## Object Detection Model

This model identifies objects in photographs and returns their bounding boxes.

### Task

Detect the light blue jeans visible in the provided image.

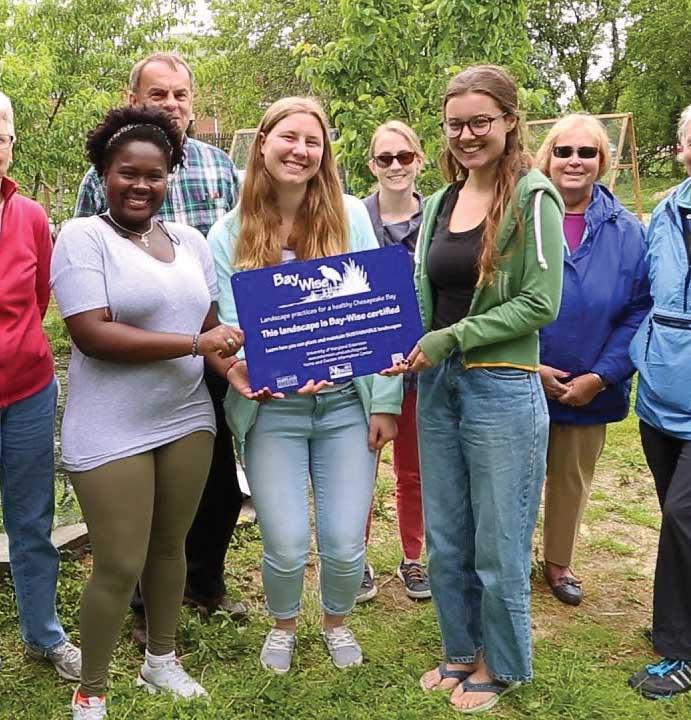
[417,354,548,682]
[0,378,66,650]
[245,384,377,619]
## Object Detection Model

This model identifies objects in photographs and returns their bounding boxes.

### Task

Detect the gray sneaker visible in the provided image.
[355,563,378,603]
[321,625,363,669]
[260,629,297,674]
[26,640,81,681]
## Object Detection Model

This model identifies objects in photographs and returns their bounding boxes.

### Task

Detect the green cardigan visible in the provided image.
[416,169,565,371]
[207,195,403,455]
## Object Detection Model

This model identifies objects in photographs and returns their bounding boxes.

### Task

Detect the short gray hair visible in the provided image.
[128,52,194,95]
[678,105,691,144]
[0,91,15,135]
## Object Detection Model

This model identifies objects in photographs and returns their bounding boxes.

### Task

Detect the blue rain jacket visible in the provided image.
[541,183,651,425]
[630,178,691,439]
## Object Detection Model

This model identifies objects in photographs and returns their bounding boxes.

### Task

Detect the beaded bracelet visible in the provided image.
[191,333,200,357]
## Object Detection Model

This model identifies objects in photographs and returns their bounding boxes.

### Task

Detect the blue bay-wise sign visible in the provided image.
[231,245,423,392]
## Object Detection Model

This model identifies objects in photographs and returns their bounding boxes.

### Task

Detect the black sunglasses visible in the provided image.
[552,145,599,159]
[372,151,417,168]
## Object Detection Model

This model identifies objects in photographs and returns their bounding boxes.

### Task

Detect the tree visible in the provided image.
[527,0,630,114]
[298,0,538,195]
[0,0,190,216]
[620,0,691,175]
[191,0,341,133]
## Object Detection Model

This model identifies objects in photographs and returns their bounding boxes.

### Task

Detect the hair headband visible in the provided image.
[105,123,173,152]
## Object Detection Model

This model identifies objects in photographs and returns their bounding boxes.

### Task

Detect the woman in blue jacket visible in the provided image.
[628,105,691,700]
[535,114,651,606]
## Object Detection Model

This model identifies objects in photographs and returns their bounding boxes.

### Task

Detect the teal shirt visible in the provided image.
[208,194,403,452]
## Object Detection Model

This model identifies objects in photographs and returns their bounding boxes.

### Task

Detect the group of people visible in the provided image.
[1,50,690,719]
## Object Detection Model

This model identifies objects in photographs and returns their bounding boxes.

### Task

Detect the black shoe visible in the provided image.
[355,564,378,603]
[629,658,691,699]
[183,587,249,622]
[544,569,583,606]
[130,612,147,651]
[397,561,432,600]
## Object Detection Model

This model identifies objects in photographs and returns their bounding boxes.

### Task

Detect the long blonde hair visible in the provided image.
[368,120,426,164]
[234,97,348,269]
[440,65,532,285]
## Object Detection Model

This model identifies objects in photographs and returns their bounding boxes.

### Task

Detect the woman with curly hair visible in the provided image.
[51,106,243,719]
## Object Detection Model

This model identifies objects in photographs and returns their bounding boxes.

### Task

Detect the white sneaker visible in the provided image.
[27,640,82,681]
[136,653,208,699]
[321,625,363,669]
[71,689,107,719]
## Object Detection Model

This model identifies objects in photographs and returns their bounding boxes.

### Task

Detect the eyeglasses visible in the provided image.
[440,113,507,139]
[552,145,599,159]
[0,134,14,149]
[372,151,417,168]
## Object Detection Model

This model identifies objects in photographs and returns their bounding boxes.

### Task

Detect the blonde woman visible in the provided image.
[208,97,402,674]
[534,114,650,606]
[358,121,430,602]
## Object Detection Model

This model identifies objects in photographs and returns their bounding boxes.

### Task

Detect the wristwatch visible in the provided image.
[590,372,608,392]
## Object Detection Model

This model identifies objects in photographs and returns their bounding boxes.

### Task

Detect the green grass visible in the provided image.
[2,322,689,718]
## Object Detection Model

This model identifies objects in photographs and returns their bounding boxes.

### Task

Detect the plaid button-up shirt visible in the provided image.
[74,137,240,237]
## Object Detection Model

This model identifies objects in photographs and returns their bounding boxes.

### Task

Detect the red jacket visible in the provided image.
[0,176,54,407]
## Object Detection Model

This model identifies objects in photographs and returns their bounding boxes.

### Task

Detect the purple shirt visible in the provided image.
[564,212,586,253]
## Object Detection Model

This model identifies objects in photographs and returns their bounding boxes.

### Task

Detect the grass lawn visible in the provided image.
[1,311,690,718]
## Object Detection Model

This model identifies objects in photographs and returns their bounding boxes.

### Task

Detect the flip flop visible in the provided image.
[419,662,473,692]
[451,678,522,713]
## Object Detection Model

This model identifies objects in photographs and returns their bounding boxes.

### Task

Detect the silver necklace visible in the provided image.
[104,209,155,248]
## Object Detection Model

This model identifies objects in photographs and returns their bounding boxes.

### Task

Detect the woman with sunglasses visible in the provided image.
[534,114,650,607]
[208,97,401,675]
[385,65,563,713]
[357,121,431,603]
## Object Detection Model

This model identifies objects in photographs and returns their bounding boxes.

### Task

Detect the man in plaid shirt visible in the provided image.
[74,51,247,645]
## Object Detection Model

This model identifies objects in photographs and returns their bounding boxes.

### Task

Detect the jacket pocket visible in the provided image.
[633,309,691,414]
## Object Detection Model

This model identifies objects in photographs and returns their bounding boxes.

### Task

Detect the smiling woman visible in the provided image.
[207,96,402,676]
[50,106,245,719]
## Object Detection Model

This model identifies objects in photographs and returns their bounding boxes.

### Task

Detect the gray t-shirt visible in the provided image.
[51,215,218,472]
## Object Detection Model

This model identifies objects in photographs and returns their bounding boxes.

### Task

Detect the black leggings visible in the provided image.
[640,421,691,659]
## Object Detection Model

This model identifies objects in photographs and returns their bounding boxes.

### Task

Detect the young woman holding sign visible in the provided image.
[208,97,402,674]
[385,65,564,713]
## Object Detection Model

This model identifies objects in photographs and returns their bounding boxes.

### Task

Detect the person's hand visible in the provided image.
[198,325,244,359]
[296,379,334,395]
[368,413,398,450]
[226,360,284,401]
[558,373,604,407]
[538,364,570,399]
[381,343,433,376]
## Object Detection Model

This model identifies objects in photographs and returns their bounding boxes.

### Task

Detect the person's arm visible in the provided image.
[33,207,53,320]
[73,168,105,218]
[64,307,242,363]
[418,191,565,365]
[590,236,652,385]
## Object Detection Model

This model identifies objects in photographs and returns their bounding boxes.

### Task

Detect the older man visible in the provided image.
[74,52,246,645]
[0,91,81,678]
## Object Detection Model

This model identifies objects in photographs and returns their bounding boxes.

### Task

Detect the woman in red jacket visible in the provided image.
[0,91,81,679]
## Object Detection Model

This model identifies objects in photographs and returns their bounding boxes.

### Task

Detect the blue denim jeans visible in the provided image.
[245,384,377,618]
[0,378,66,650]
[417,355,548,682]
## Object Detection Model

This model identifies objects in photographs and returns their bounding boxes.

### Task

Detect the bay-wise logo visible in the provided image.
[277,259,371,308]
